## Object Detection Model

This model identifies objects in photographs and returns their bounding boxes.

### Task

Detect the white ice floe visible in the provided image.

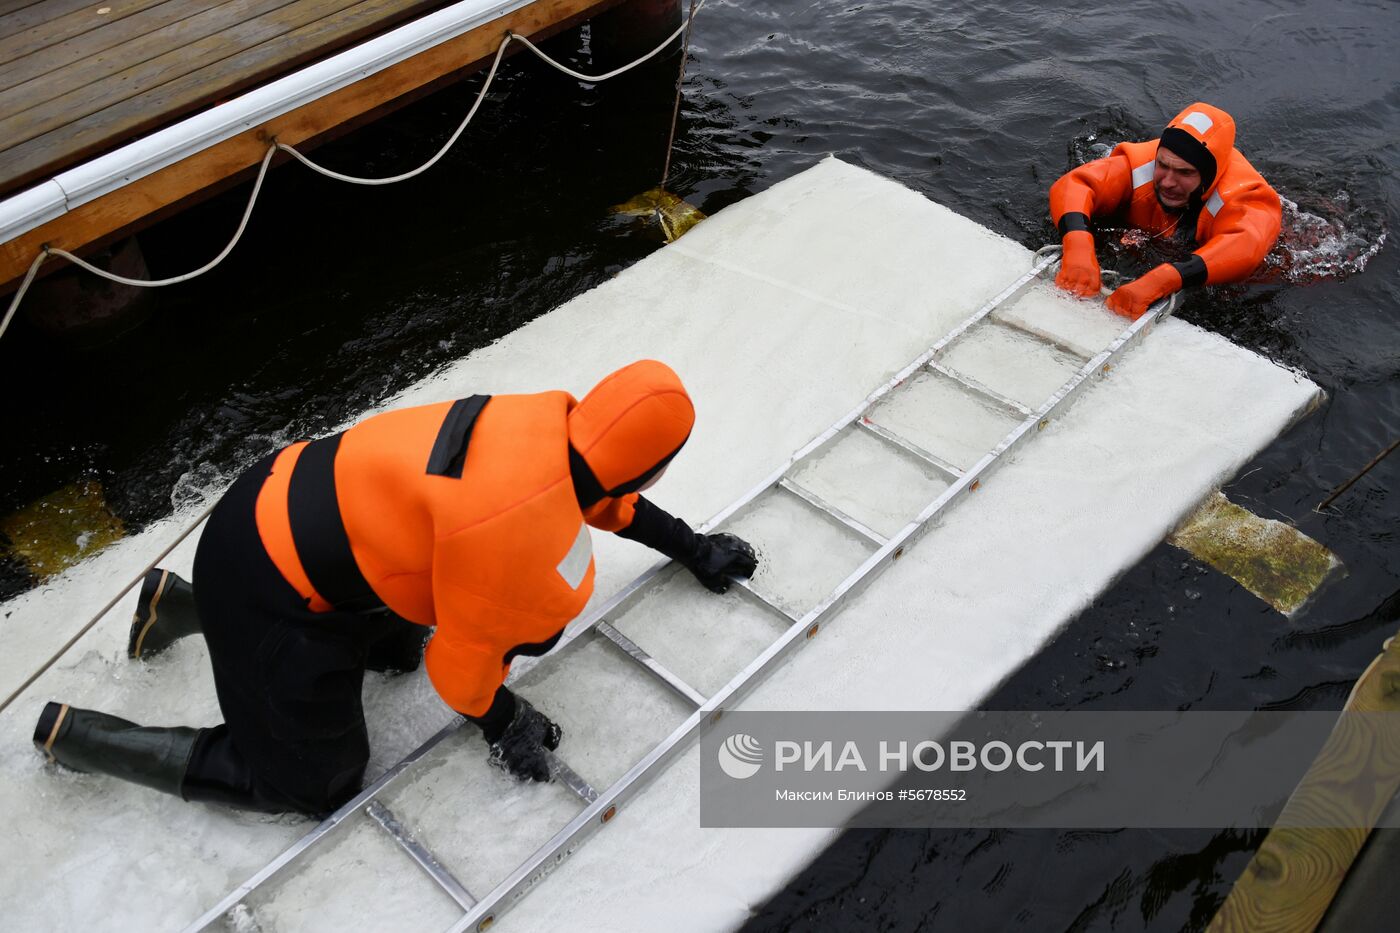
[0,158,1320,932]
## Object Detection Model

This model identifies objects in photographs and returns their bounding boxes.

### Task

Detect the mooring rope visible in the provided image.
[0,4,708,714]
[0,0,706,329]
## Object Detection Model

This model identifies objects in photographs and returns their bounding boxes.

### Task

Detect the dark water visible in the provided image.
[1,0,1398,928]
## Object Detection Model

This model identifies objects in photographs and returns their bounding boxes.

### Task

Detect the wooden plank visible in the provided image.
[0,1,56,27]
[1207,631,1400,933]
[0,0,447,189]
[0,0,175,52]
[0,0,369,147]
[0,0,304,100]
[0,0,618,290]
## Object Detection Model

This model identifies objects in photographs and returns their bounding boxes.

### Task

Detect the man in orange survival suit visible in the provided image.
[32,360,757,815]
[1049,102,1282,319]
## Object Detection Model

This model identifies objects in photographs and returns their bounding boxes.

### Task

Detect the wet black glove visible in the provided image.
[684,533,758,594]
[618,497,759,594]
[486,697,562,783]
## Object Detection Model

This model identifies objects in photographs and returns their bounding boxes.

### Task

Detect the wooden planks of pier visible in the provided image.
[0,0,625,291]
[1207,631,1400,933]
[0,0,456,196]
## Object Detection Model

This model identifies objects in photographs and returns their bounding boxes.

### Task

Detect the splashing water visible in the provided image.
[1265,193,1387,284]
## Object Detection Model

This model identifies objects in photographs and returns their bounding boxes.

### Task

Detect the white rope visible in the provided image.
[277,35,512,185]
[45,145,277,288]
[0,7,710,709]
[510,0,704,83]
[285,0,705,183]
[1,2,706,310]
[0,249,46,341]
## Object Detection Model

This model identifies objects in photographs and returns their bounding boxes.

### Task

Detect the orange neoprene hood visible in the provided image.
[567,359,695,507]
[1158,102,1236,200]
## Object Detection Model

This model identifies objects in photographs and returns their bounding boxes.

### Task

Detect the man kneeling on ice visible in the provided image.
[34,360,757,816]
[1049,102,1282,318]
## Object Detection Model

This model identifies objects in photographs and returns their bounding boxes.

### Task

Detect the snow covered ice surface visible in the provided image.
[0,157,1322,932]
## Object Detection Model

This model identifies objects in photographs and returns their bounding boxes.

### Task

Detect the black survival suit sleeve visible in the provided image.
[463,684,518,744]
[615,496,701,563]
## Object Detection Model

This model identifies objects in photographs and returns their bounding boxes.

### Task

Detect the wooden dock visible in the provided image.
[0,0,642,293]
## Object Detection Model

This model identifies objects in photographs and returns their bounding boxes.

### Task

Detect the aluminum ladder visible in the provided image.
[186,248,1176,932]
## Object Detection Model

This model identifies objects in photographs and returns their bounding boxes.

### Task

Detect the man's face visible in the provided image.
[1153,146,1201,211]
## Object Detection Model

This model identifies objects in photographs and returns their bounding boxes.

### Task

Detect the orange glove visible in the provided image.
[1055,230,1101,297]
[1105,263,1183,320]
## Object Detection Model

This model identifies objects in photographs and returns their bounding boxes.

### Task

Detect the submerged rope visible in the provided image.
[0,0,707,318]
[660,0,700,190]
[0,4,709,711]
[0,501,217,716]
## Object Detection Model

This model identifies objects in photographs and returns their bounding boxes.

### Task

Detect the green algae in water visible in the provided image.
[0,481,125,580]
[1168,492,1343,617]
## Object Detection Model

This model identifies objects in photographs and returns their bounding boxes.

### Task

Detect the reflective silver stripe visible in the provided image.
[1205,191,1225,216]
[1131,161,1154,188]
[556,523,592,589]
[1180,111,1214,135]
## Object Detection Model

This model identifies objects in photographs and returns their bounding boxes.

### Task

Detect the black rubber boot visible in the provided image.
[127,568,201,660]
[33,701,198,797]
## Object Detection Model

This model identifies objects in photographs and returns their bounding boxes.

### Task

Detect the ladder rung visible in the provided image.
[365,800,478,911]
[992,313,1093,360]
[728,577,799,624]
[546,752,600,804]
[595,620,708,708]
[777,477,887,545]
[929,361,1034,417]
[855,419,963,480]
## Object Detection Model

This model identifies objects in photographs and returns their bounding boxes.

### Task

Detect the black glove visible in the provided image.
[618,498,759,594]
[685,532,758,594]
[486,697,562,783]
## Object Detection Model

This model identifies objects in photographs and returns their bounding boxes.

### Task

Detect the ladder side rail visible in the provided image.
[190,254,1065,930]
[680,253,1058,543]
[530,254,1057,665]
[447,288,1178,933]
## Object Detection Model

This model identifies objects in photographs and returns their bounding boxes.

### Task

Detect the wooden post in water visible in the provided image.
[1208,631,1400,933]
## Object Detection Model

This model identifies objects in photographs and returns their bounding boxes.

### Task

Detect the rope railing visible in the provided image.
[0,1,707,715]
[0,0,706,340]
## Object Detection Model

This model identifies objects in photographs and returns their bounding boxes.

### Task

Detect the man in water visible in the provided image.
[1049,102,1282,318]
[34,360,757,815]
